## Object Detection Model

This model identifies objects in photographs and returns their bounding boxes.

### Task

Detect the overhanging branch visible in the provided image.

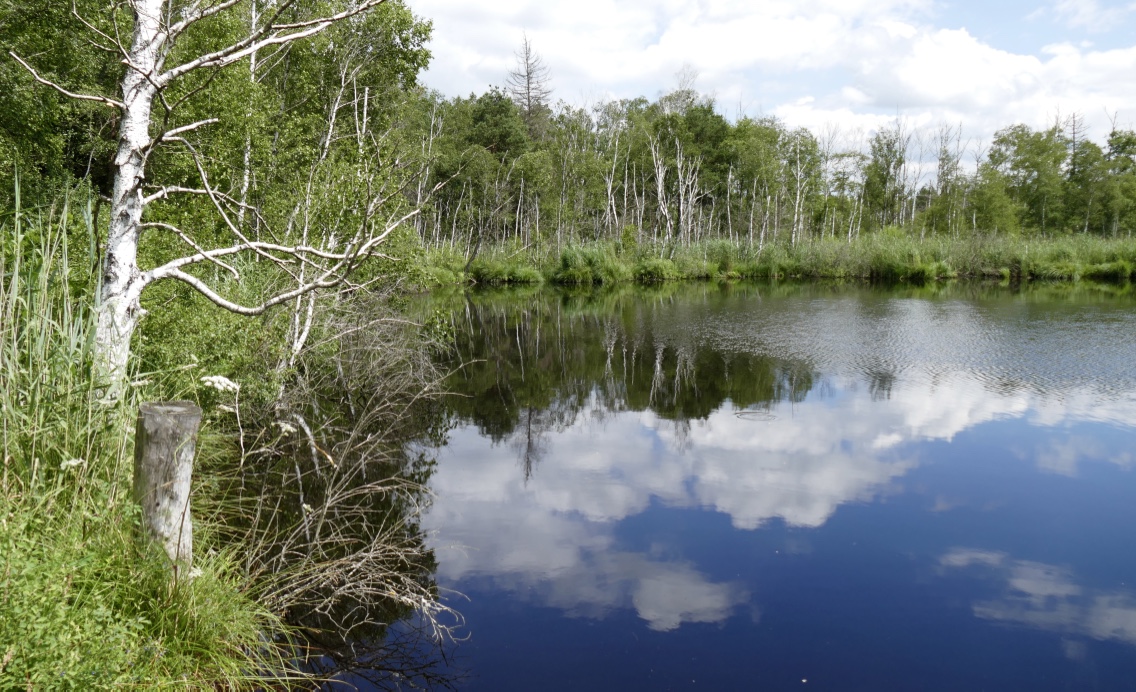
[155,267,342,316]
[8,52,124,109]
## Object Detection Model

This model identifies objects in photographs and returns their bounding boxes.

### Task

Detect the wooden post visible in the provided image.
[133,401,203,576]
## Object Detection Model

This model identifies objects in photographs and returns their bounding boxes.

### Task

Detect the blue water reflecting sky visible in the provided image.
[421,288,1136,690]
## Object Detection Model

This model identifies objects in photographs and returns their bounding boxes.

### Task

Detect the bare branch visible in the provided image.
[152,236,391,273]
[71,1,131,62]
[142,186,210,205]
[8,52,124,109]
[166,65,224,114]
[142,183,270,234]
[142,221,241,279]
[170,136,293,267]
[146,199,422,317]
[157,117,220,143]
[156,268,341,316]
[159,0,388,86]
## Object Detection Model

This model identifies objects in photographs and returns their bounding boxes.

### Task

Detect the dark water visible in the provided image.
[422,282,1136,691]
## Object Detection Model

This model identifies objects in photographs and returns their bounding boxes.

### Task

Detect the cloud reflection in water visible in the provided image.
[425,371,1136,632]
[942,548,1136,647]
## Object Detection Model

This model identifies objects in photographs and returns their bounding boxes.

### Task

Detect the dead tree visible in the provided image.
[505,33,552,138]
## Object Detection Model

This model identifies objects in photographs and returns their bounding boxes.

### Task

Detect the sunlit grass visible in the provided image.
[422,233,1136,287]
[0,184,285,689]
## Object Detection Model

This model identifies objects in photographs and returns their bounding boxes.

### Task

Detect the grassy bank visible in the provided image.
[0,193,286,688]
[1,190,451,687]
[423,234,1136,287]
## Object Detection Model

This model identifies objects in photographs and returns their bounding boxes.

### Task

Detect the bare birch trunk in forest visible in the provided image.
[96,0,164,391]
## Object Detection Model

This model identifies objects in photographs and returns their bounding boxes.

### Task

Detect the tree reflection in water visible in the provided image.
[433,283,819,472]
[196,296,465,689]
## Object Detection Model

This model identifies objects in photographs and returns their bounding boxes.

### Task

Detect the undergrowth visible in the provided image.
[0,187,285,689]
[421,233,1136,288]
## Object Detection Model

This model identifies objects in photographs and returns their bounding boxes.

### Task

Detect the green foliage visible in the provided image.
[989,124,1067,233]
[468,256,543,284]
[1083,260,1135,282]
[137,266,291,406]
[467,88,529,159]
[0,505,278,689]
[407,81,1136,255]
[552,245,633,285]
[466,235,1136,286]
[633,257,679,283]
[0,0,123,199]
[0,190,281,688]
[620,224,639,255]
[864,126,907,229]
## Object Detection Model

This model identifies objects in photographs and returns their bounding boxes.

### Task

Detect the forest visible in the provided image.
[5,13,1136,287]
[398,46,1136,286]
[2,0,1136,688]
[414,68,1136,254]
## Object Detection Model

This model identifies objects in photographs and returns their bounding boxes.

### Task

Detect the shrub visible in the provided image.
[633,258,679,283]
[552,245,631,285]
[1083,260,1134,283]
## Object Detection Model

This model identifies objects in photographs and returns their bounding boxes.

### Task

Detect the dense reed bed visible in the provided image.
[424,234,1136,287]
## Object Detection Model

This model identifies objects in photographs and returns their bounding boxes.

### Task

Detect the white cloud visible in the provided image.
[1051,0,1136,32]
[408,0,1136,143]
[942,548,1136,647]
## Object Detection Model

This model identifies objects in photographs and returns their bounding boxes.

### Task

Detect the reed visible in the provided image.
[422,233,1136,287]
[0,183,283,689]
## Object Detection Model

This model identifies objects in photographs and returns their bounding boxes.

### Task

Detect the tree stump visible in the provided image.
[133,401,203,576]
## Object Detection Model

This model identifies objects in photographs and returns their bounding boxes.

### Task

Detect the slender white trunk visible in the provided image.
[96,0,165,391]
[649,136,674,251]
[237,1,259,231]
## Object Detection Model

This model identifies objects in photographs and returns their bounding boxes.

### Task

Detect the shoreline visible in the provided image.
[422,235,1136,288]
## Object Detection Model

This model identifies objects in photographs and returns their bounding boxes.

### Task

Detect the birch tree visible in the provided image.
[10,0,423,396]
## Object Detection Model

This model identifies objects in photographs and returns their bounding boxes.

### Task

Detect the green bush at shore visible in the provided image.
[423,234,1136,288]
[0,194,285,688]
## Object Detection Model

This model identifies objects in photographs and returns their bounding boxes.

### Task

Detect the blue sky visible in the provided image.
[407,0,1136,144]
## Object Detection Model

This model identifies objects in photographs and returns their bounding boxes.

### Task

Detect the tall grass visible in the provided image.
[422,233,1136,287]
[0,186,282,689]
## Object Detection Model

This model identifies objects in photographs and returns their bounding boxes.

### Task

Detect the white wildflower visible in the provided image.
[302,503,314,514]
[188,567,203,580]
[60,458,86,471]
[130,378,152,388]
[216,404,235,413]
[201,375,240,393]
[275,421,297,435]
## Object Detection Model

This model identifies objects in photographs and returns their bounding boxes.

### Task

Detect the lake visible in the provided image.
[415,282,1136,690]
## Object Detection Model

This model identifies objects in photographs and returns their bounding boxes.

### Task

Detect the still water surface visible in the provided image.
[423,283,1136,690]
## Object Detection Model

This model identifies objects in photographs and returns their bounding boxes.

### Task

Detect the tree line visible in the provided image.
[405,47,1136,255]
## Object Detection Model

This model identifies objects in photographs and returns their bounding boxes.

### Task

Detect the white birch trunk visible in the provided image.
[649,136,674,250]
[95,0,165,392]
